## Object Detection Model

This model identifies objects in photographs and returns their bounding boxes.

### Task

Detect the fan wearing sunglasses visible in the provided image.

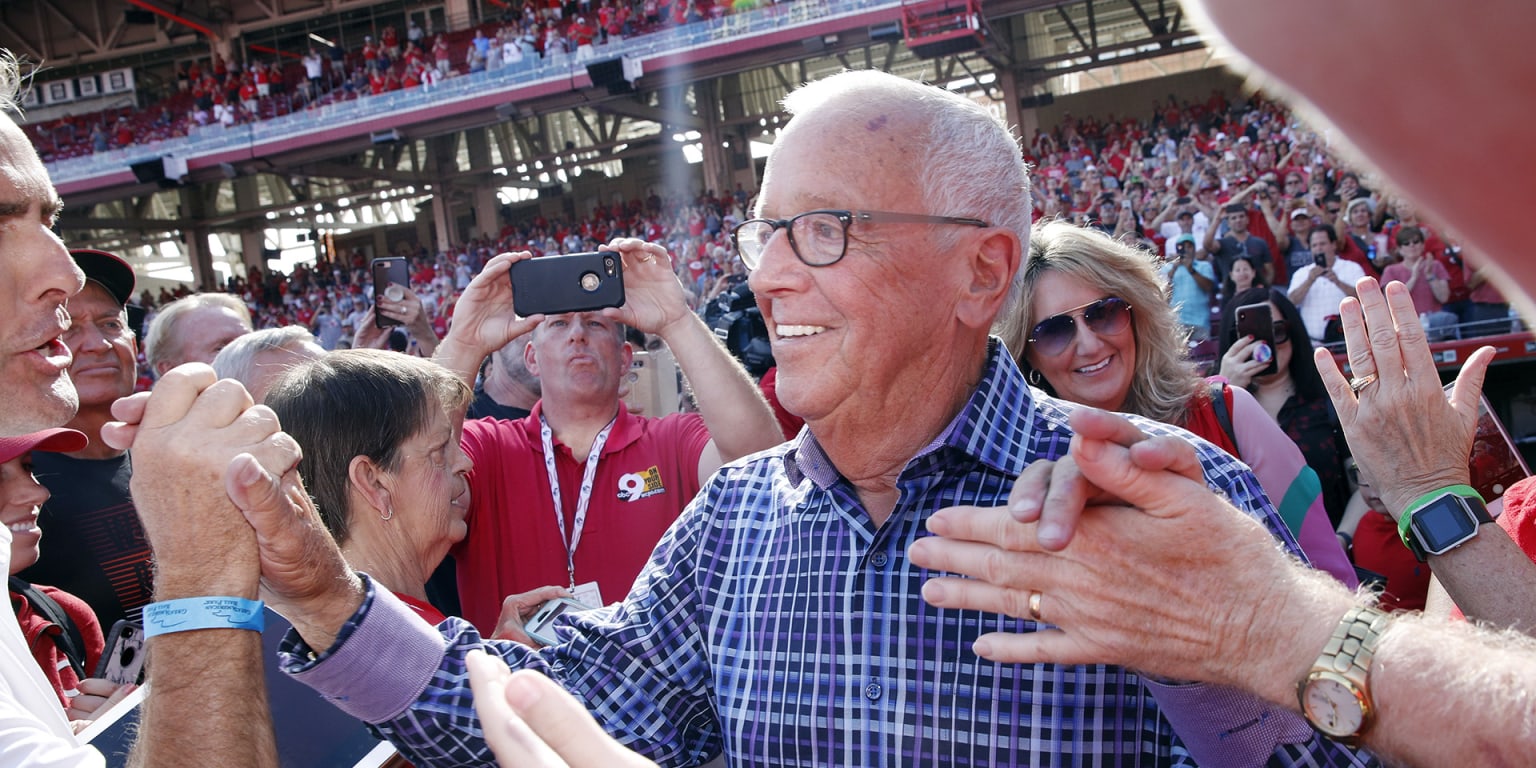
[1218,286,1355,528]
[996,220,1356,586]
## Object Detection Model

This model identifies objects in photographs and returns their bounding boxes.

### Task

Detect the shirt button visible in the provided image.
[870,551,888,568]
[864,682,883,701]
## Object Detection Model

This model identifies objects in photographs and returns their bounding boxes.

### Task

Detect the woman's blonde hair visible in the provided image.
[995,219,1201,425]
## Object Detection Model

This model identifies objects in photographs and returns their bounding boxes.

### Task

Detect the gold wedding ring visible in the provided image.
[1348,373,1378,394]
[1027,590,1044,622]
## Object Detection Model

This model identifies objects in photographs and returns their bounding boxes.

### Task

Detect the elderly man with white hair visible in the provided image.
[212,326,326,404]
[224,69,1367,768]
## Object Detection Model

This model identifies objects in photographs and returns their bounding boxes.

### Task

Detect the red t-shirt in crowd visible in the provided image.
[452,402,710,632]
[1350,512,1430,612]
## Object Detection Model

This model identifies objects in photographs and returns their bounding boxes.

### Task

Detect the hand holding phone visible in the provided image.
[523,597,595,647]
[371,257,410,329]
[96,620,147,686]
[509,252,625,317]
[1235,302,1280,377]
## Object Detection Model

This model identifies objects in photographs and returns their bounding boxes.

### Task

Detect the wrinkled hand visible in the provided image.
[1217,335,1268,389]
[225,446,362,651]
[466,651,658,768]
[599,239,692,337]
[64,678,135,721]
[1000,408,1198,550]
[1314,277,1494,515]
[910,408,1347,702]
[443,252,544,357]
[103,365,297,595]
[492,586,573,646]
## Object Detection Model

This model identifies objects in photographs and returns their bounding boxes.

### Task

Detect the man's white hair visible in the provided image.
[780,70,1032,320]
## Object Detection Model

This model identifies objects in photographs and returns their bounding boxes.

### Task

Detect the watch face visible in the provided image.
[1412,496,1480,555]
[1302,676,1366,738]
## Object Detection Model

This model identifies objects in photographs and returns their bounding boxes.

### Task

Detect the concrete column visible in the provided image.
[431,188,456,251]
[473,186,501,241]
[184,227,215,290]
[444,0,476,31]
[232,177,266,272]
[693,86,730,198]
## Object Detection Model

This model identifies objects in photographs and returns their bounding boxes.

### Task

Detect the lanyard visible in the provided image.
[540,414,616,590]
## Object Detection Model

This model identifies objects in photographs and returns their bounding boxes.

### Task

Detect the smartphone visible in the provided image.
[510,252,625,317]
[96,620,147,686]
[371,257,409,329]
[1444,382,1531,501]
[1235,302,1280,377]
[524,597,594,647]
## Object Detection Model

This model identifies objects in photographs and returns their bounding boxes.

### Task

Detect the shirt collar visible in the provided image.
[524,399,643,456]
[783,339,1035,488]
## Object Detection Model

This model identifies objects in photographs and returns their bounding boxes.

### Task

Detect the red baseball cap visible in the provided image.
[0,428,88,465]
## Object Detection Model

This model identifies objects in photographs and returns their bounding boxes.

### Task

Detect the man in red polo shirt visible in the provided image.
[436,239,783,632]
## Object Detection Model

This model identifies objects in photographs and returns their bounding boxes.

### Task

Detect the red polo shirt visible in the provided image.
[453,402,709,632]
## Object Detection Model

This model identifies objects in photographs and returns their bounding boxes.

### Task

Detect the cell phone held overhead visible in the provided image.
[371,256,409,329]
[510,251,626,317]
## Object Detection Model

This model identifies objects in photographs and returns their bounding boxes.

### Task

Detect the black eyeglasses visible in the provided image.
[731,209,989,270]
[1027,297,1133,357]
[1272,320,1292,342]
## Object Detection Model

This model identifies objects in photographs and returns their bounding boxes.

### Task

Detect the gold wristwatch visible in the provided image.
[1297,605,1389,743]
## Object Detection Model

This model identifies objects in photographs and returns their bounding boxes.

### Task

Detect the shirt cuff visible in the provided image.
[278,575,448,724]
[1142,678,1315,767]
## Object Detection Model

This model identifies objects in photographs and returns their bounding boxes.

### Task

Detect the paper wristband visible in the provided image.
[142,597,265,638]
[1396,484,1483,546]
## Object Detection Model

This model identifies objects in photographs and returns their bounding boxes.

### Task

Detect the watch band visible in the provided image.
[1298,604,1390,741]
[1397,484,1491,560]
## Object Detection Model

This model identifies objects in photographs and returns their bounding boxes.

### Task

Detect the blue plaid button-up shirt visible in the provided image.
[283,341,1375,768]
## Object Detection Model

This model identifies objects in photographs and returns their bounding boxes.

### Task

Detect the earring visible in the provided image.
[380,505,394,522]
[1028,369,1042,387]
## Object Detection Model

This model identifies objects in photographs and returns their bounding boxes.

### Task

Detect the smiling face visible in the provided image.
[1229,258,1257,292]
[0,116,85,434]
[378,400,472,575]
[62,281,136,409]
[1023,270,1136,412]
[2,453,51,574]
[746,108,970,426]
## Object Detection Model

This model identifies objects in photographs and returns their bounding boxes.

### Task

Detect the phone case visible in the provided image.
[510,252,625,317]
[371,257,409,328]
[1235,302,1280,377]
[524,597,592,646]
[96,620,147,686]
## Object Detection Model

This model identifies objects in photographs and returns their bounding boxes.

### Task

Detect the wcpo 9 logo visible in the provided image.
[618,466,665,501]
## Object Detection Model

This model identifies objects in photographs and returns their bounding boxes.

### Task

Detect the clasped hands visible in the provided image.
[907,407,1305,691]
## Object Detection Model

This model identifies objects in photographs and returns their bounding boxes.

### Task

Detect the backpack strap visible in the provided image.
[1207,380,1240,460]
[8,576,87,679]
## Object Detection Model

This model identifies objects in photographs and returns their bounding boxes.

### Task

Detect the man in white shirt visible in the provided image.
[1287,226,1363,341]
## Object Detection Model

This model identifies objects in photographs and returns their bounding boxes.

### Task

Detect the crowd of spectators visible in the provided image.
[23,0,790,161]
[117,87,1527,377]
[1021,88,1518,348]
[130,185,752,369]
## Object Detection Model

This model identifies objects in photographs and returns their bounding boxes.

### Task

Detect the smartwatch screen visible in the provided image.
[1413,496,1480,553]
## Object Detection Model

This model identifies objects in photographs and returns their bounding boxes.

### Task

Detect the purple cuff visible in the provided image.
[1143,679,1315,767]
[282,582,448,724]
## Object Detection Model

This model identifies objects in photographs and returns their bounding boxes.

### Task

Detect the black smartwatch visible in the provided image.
[1398,485,1493,562]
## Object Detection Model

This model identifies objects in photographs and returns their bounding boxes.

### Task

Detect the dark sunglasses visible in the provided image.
[1272,320,1291,342]
[1027,297,1133,356]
